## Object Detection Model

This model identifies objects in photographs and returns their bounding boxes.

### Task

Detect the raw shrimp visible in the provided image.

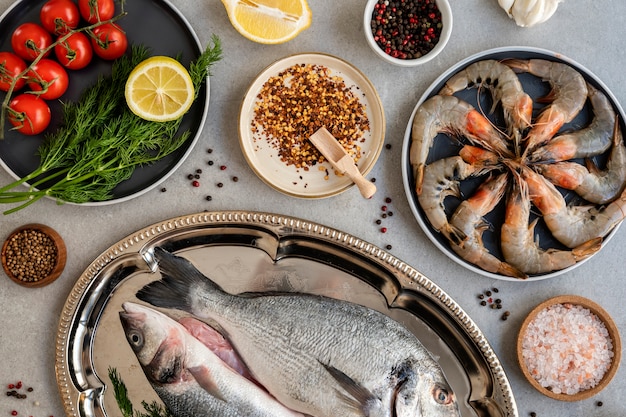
[505,59,588,156]
[534,118,626,204]
[418,155,493,246]
[449,172,527,279]
[522,166,626,248]
[410,94,512,194]
[500,171,602,274]
[439,59,533,142]
[528,83,615,163]
[459,145,502,166]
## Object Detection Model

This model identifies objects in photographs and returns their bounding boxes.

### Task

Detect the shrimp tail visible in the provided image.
[571,237,603,261]
[499,263,528,280]
[501,58,528,74]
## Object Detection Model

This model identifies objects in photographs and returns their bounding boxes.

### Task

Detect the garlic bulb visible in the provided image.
[498,0,564,27]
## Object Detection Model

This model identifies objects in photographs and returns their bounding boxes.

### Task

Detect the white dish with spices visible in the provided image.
[363,0,453,67]
[238,53,385,199]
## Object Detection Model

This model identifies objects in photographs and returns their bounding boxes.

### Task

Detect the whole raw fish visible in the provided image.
[137,247,461,417]
[119,301,304,417]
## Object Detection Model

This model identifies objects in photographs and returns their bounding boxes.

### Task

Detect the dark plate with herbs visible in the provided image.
[54,211,518,417]
[401,46,626,281]
[0,0,209,205]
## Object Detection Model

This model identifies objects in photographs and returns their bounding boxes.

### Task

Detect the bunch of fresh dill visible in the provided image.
[0,36,222,215]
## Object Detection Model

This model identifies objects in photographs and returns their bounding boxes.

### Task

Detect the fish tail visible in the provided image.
[136,247,222,312]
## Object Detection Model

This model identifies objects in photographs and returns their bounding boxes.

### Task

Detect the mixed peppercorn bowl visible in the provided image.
[363,0,453,67]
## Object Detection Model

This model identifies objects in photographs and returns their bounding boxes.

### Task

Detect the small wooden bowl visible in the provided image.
[1,223,67,288]
[517,295,621,401]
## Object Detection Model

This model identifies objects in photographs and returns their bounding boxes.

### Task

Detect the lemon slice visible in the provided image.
[125,56,194,122]
[221,0,312,44]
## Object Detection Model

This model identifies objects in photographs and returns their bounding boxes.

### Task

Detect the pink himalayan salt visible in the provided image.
[521,303,614,395]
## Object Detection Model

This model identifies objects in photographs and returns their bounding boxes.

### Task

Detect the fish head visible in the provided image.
[395,368,460,417]
[119,302,188,385]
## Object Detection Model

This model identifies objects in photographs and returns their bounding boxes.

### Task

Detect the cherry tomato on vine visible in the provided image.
[40,0,80,35]
[90,23,127,60]
[8,94,52,135]
[0,52,27,92]
[78,0,115,24]
[55,32,93,70]
[11,23,53,61]
[27,59,69,100]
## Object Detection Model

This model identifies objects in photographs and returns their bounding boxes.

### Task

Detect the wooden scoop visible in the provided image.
[309,127,377,199]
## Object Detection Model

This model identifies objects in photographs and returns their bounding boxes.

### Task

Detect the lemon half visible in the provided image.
[125,56,194,122]
[221,0,312,44]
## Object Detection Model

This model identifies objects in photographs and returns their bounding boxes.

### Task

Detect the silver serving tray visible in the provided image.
[54,211,518,417]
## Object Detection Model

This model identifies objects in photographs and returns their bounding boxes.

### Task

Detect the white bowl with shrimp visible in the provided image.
[401,46,626,281]
[363,0,453,67]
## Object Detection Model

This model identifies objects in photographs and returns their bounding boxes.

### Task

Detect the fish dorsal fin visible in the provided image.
[320,362,379,417]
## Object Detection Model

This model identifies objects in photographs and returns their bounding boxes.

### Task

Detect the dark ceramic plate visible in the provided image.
[0,0,209,204]
[401,47,626,281]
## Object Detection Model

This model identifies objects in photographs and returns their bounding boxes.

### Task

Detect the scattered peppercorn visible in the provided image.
[370,178,376,183]
[385,143,392,150]
[232,176,239,182]
[205,196,212,201]
[160,187,167,192]
[220,165,227,171]
[386,244,392,250]
[530,413,537,417]
[370,0,443,60]
[217,182,223,188]
[380,227,387,233]
[385,197,392,203]
[207,148,213,153]
[596,401,603,407]
[208,160,214,166]
[192,180,200,187]
[4,229,58,283]
[501,311,510,321]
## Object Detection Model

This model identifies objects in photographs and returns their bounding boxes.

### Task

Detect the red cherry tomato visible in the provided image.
[54,32,93,70]
[90,23,127,60]
[27,59,69,100]
[40,0,80,35]
[0,52,27,92]
[78,0,115,24]
[8,94,52,135]
[11,23,53,61]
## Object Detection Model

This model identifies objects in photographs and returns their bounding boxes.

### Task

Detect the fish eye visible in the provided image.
[128,330,144,349]
[433,386,453,405]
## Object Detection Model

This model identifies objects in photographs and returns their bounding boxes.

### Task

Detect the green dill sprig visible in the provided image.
[0,36,222,215]
[108,367,172,417]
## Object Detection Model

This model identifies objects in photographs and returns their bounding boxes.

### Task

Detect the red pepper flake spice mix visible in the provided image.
[370,0,443,60]
[251,63,370,170]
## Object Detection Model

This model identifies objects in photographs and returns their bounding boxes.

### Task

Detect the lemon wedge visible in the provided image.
[125,56,194,122]
[221,0,312,44]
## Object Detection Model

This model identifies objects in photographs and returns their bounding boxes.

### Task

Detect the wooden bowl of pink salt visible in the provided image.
[517,295,621,401]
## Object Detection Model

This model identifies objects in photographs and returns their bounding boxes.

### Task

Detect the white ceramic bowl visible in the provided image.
[363,0,453,67]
